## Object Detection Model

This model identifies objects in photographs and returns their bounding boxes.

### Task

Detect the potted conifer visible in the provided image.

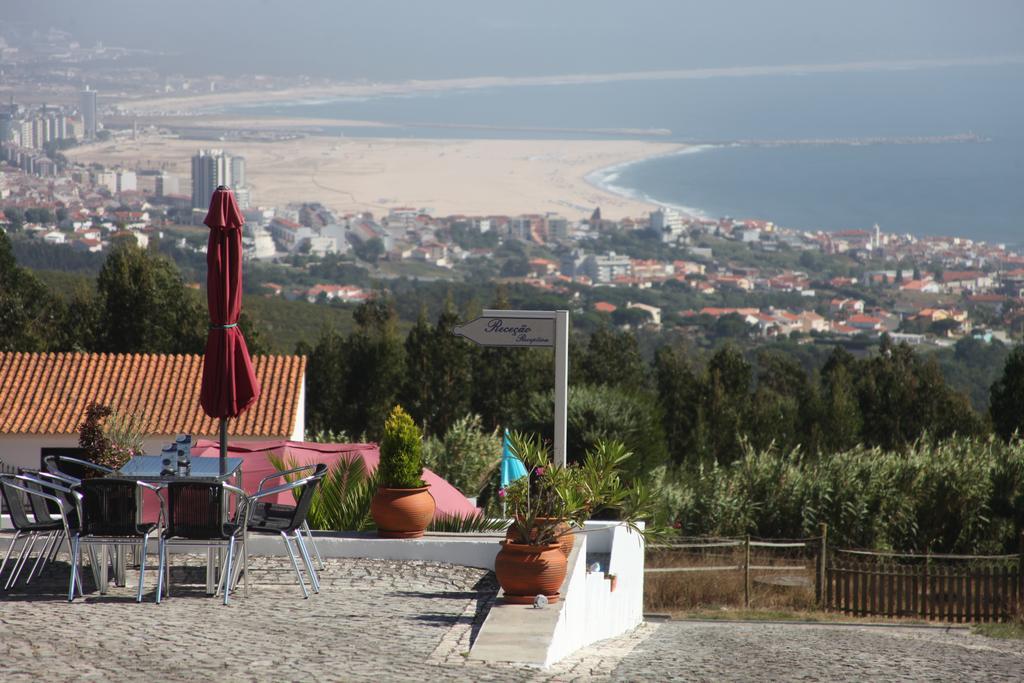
[370,405,435,538]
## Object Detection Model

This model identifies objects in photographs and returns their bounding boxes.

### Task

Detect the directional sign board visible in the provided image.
[453,310,569,467]
[453,316,555,347]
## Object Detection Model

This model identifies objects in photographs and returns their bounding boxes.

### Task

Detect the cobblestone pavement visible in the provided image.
[0,552,646,682]
[5,553,1022,682]
[609,620,1024,682]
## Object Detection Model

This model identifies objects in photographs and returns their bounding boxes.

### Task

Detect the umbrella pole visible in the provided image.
[219,418,228,476]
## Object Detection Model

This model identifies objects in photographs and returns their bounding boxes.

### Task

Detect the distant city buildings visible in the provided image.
[94,169,137,194]
[650,208,686,243]
[0,98,80,177]
[79,87,97,141]
[191,149,247,209]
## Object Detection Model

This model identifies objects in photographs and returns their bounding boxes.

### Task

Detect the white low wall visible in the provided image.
[544,521,645,666]
[247,531,504,570]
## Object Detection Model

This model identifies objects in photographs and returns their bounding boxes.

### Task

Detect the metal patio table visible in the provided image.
[112,455,244,595]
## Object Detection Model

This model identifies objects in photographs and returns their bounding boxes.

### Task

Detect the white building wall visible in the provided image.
[291,380,306,441]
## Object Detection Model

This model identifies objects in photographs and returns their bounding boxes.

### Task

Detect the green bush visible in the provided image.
[379,405,425,488]
[421,414,501,496]
[520,384,669,480]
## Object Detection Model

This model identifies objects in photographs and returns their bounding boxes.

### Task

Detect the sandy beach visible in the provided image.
[66,130,681,218]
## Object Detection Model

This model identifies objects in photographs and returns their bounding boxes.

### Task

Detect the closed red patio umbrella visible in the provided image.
[200,185,261,474]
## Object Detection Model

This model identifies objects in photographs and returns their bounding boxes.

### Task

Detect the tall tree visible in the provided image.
[819,355,863,453]
[654,344,702,465]
[521,383,668,478]
[401,307,434,428]
[0,230,65,351]
[303,326,348,435]
[756,350,823,455]
[94,243,205,354]
[857,336,984,449]
[400,297,476,436]
[990,345,1024,441]
[424,297,475,435]
[578,324,647,390]
[344,297,405,440]
[700,344,752,463]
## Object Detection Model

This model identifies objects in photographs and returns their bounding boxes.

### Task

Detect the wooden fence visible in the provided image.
[647,527,1024,622]
[826,550,1022,622]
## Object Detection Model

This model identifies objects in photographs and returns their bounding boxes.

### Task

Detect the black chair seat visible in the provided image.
[82,522,158,538]
[13,519,63,533]
[248,501,295,524]
[165,522,240,541]
[247,513,293,533]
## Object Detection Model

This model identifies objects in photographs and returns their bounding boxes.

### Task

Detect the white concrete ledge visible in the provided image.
[250,530,505,570]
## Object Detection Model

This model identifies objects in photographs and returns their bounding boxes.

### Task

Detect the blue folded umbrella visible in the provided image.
[500,428,528,489]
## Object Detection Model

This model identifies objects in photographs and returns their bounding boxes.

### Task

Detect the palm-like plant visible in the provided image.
[502,432,652,546]
[269,452,378,531]
[428,511,509,533]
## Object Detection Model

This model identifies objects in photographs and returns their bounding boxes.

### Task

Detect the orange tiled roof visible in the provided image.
[0,353,305,436]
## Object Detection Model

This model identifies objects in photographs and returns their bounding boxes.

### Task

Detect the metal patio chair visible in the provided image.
[241,464,327,599]
[69,477,166,603]
[157,480,249,606]
[42,457,136,587]
[252,464,328,570]
[13,470,82,585]
[44,454,116,481]
[0,474,79,594]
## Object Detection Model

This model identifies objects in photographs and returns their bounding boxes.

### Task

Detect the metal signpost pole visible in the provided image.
[553,310,569,468]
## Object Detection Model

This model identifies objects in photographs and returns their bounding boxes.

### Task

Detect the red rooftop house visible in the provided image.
[847,314,884,332]
[0,352,306,472]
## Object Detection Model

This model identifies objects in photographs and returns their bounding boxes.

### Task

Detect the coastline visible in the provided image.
[115,54,1024,115]
[583,145,719,220]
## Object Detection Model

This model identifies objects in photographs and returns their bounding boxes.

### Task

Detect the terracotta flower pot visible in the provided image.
[494,541,567,604]
[371,485,435,538]
[505,518,575,558]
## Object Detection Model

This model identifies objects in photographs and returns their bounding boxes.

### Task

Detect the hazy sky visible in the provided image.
[8,0,1024,79]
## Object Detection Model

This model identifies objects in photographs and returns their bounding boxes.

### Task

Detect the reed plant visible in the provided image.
[664,436,1024,554]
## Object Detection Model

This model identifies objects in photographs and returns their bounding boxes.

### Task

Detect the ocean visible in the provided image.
[228,62,1024,244]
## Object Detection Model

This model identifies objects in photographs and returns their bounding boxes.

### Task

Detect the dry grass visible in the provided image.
[670,608,932,625]
[973,622,1024,639]
[644,543,817,613]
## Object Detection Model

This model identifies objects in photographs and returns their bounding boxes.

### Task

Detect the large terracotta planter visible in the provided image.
[505,518,575,558]
[494,541,567,604]
[371,485,435,538]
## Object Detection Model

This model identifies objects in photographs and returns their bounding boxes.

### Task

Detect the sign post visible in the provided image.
[453,309,569,467]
